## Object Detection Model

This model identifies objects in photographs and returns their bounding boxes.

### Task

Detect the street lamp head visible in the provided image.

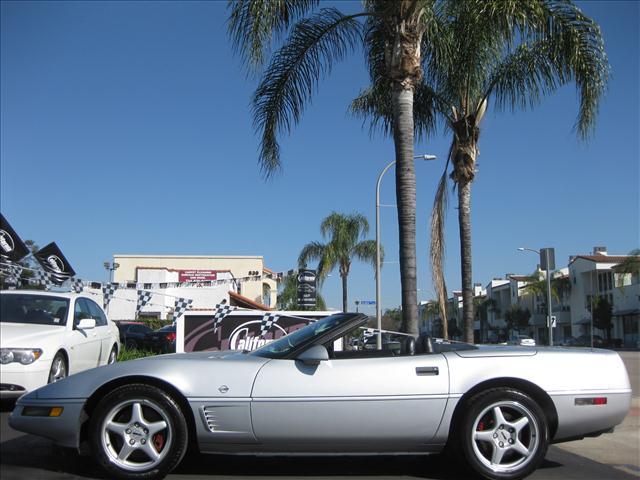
[103,262,110,269]
[414,154,437,161]
[517,247,525,251]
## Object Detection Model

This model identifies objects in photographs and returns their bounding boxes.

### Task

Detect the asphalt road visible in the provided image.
[1,351,638,480]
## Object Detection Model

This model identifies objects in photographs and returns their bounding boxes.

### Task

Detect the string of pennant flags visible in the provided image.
[0,260,302,328]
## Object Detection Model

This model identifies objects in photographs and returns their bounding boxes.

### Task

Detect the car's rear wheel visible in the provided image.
[457,388,549,480]
[125,339,138,349]
[89,384,188,479]
[48,352,67,384]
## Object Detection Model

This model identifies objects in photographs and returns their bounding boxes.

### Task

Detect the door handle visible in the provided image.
[416,366,439,376]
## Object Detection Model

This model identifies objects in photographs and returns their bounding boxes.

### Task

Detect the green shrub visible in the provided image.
[117,347,156,362]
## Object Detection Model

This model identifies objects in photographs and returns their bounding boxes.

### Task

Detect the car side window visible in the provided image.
[86,299,108,326]
[73,298,93,324]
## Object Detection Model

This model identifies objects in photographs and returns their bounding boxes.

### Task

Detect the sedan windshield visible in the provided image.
[0,294,70,326]
[251,313,358,359]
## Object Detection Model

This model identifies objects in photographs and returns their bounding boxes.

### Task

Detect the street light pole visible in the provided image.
[518,247,553,346]
[376,154,436,350]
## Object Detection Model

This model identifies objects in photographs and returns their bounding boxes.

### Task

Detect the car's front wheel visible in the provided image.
[107,345,118,364]
[89,384,188,479]
[457,388,549,480]
[48,352,67,384]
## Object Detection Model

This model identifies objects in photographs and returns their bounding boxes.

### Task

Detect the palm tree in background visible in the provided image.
[298,212,378,313]
[350,0,609,341]
[228,0,441,334]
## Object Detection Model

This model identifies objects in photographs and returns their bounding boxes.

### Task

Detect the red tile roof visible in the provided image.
[570,255,630,264]
[228,290,272,311]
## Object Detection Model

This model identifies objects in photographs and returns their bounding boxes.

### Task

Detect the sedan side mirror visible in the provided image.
[77,318,96,330]
[296,345,329,366]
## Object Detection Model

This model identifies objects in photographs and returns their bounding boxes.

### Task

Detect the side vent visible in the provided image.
[203,406,218,432]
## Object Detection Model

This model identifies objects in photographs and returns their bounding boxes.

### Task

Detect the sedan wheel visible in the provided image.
[108,346,118,364]
[90,384,188,479]
[48,353,67,384]
[458,388,549,480]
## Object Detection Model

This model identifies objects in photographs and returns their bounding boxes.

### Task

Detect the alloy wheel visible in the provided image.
[48,355,67,383]
[470,400,540,474]
[100,398,172,472]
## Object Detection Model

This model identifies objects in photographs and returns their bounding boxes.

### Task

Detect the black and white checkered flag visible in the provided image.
[259,312,280,338]
[136,290,153,314]
[102,283,118,310]
[71,277,84,293]
[2,262,23,285]
[212,301,236,334]
[33,268,54,290]
[172,297,192,322]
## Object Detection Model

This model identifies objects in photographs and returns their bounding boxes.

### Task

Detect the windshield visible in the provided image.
[251,313,358,359]
[0,294,70,326]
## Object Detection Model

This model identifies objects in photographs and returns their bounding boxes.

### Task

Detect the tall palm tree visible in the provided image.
[298,212,378,313]
[228,0,440,334]
[350,0,609,341]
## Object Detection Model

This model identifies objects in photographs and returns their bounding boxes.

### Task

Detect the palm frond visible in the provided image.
[298,241,325,268]
[352,240,379,273]
[252,8,363,177]
[349,81,442,140]
[430,145,452,336]
[227,0,320,71]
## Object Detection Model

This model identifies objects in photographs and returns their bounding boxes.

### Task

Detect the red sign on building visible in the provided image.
[178,270,218,282]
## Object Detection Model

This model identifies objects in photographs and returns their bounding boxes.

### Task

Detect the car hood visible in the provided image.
[0,322,65,347]
[28,350,270,401]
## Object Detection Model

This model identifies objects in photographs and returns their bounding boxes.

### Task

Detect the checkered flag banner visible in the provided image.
[102,283,118,310]
[136,290,153,314]
[33,268,54,290]
[259,312,280,338]
[1,261,23,285]
[71,277,84,293]
[212,301,236,334]
[172,297,193,322]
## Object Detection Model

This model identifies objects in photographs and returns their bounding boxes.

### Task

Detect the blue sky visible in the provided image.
[1,1,638,313]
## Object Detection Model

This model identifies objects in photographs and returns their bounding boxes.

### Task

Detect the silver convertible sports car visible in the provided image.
[10,313,631,480]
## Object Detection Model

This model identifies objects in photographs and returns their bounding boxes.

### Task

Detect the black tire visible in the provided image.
[125,339,138,350]
[89,384,188,479]
[48,352,68,384]
[107,345,118,364]
[455,388,549,480]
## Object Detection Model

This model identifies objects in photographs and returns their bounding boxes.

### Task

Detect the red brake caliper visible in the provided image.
[153,433,165,451]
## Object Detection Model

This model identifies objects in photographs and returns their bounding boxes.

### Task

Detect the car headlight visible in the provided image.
[0,348,43,365]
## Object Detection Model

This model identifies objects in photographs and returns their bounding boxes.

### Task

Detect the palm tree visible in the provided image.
[350,1,609,341]
[298,212,378,313]
[228,0,440,334]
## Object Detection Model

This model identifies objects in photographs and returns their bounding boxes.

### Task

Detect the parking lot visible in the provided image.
[1,351,638,480]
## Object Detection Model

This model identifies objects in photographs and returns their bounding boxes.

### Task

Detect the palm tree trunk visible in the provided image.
[458,179,474,343]
[392,85,418,335]
[341,274,348,313]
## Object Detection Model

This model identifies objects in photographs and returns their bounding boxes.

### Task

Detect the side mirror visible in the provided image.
[296,345,329,366]
[77,318,96,330]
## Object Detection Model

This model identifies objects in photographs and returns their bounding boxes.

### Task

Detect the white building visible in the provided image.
[568,247,639,347]
[97,255,279,321]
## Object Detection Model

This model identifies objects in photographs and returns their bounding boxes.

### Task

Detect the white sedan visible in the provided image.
[0,290,120,398]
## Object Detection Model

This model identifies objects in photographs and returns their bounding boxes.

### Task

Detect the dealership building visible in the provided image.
[99,254,278,320]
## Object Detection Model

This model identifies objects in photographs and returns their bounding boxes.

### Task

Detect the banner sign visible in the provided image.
[183,312,327,352]
[297,269,317,308]
[34,242,76,286]
[0,213,30,263]
[178,270,218,282]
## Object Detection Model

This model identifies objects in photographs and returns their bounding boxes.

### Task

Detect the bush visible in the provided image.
[117,347,156,362]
